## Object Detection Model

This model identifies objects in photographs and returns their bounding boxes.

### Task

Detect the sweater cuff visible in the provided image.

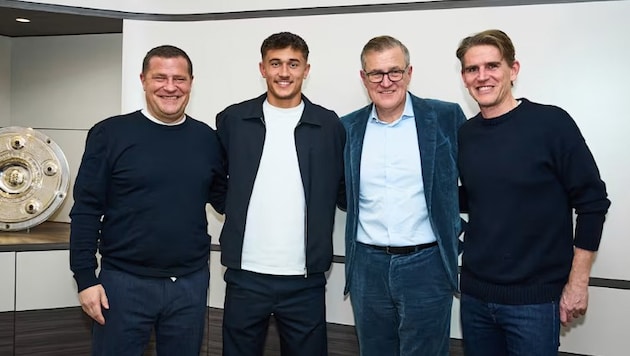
[574,213,606,251]
[73,269,99,292]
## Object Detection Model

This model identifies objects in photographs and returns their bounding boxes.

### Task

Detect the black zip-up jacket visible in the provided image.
[216,93,346,275]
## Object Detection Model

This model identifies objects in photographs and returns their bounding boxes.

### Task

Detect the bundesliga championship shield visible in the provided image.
[0,127,69,231]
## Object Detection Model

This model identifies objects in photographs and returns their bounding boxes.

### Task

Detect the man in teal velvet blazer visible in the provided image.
[341,35,465,356]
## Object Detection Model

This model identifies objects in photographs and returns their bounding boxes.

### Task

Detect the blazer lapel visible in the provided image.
[412,96,438,208]
[347,107,371,205]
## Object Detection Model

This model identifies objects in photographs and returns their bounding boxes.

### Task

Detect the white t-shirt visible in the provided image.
[241,100,306,275]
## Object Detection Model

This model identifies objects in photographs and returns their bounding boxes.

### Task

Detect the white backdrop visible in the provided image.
[121,0,630,282]
[4,1,628,354]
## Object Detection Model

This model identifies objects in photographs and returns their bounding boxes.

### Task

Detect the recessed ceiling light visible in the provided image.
[16,18,31,23]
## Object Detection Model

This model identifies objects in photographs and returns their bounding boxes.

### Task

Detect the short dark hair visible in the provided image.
[360,35,410,70]
[456,29,516,69]
[142,45,193,77]
[260,32,309,61]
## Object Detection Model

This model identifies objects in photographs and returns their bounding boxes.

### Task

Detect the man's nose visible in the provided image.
[279,64,290,76]
[380,73,394,86]
[477,67,489,80]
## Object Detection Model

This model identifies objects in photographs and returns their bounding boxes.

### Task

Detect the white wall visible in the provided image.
[11,34,122,130]
[121,0,629,278]
[0,36,10,127]
[118,2,630,355]
[5,1,629,355]
[9,33,123,223]
[559,286,630,356]
[15,250,78,310]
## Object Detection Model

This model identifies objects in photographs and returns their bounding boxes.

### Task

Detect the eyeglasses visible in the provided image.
[363,67,408,83]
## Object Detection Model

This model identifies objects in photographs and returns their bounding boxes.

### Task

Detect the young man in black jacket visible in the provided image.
[216,32,345,356]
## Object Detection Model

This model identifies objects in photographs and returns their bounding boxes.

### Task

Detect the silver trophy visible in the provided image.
[0,127,70,231]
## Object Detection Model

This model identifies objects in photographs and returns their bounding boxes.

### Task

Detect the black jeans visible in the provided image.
[222,268,328,356]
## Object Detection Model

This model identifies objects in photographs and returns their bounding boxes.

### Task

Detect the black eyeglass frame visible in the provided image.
[363,66,409,83]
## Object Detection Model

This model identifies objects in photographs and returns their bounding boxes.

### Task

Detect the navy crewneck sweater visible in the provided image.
[458,98,610,304]
[70,111,225,291]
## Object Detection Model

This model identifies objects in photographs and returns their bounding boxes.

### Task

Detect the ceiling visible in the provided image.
[0,6,122,37]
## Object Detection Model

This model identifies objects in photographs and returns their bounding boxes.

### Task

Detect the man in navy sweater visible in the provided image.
[70,45,225,355]
[455,29,610,356]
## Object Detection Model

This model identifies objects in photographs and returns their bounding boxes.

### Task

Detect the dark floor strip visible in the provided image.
[0,307,591,355]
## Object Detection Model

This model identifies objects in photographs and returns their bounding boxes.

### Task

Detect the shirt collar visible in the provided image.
[369,92,414,126]
[141,109,186,126]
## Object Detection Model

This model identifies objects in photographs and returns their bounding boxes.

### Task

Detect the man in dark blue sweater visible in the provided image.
[70,45,225,355]
[455,29,610,356]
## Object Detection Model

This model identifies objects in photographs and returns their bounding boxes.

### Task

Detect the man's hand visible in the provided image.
[559,279,588,326]
[78,284,109,325]
[559,248,595,326]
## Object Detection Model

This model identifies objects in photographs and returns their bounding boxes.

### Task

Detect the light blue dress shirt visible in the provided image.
[356,93,437,247]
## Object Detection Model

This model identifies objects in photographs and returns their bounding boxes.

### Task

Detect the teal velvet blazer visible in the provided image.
[341,92,466,294]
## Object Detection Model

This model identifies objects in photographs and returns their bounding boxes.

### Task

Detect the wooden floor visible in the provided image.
[1,307,581,355]
[0,307,458,355]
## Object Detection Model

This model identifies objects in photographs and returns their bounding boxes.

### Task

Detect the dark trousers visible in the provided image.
[461,293,560,356]
[349,242,453,356]
[92,267,209,356]
[222,268,328,356]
